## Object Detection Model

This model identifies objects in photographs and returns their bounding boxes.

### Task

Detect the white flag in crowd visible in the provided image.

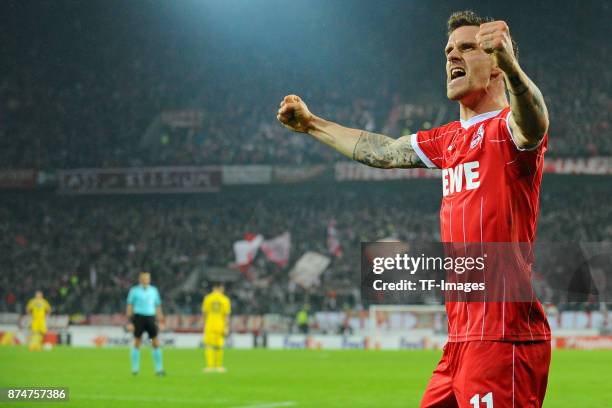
[289,251,330,288]
[327,219,343,257]
[261,232,291,267]
[233,234,264,269]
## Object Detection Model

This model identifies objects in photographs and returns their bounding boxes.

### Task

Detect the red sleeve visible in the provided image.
[410,127,449,169]
[495,108,548,177]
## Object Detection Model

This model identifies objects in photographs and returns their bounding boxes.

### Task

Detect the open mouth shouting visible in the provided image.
[448,66,467,83]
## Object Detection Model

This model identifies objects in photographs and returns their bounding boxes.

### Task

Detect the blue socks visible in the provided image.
[131,347,140,373]
[131,346,163,373]
[152,347,163,373]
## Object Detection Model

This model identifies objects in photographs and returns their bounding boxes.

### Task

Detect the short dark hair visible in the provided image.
[447,10,518,60]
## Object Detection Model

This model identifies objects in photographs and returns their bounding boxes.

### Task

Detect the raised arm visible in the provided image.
[477,21,549,148]
[277,95,426,169]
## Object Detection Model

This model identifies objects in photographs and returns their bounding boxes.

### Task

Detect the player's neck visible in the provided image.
[458,92,508,121]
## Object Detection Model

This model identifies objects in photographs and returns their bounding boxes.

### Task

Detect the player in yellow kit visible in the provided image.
[26,291,51,351]
[202,282,231,373]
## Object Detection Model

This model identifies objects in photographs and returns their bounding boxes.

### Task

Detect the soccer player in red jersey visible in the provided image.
[277,10,551,408]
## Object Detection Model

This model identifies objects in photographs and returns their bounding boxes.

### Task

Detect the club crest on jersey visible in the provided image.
[470,124,485,149]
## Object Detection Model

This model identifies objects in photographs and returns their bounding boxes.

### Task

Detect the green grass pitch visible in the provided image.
[1,347,611,407]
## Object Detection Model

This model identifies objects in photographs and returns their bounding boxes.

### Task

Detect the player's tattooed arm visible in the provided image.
[352,132,425,168]
[277,95,425,169]
[307,116,425,169]
[505,67,550,148]
[476,21,549,148]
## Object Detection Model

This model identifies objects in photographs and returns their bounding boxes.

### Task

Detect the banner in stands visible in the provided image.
[543,156,612,174]
[68,327,254,348]
[57,167,221,194]
[1,320,610,350]
[222,165,272,185]
[334,157,612,181]
[0,314,21,325]
[266,334,612,350]
[0,169,37,188]
[273,165,329,183]
[31,156,612,193]
[19,315,70,330]
[552,336,612,350]
[266,334,440,350]
[335,162,441,181]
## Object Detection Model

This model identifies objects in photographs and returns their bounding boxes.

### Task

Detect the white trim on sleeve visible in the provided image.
[410,133,438,169]
[506,110,544,152]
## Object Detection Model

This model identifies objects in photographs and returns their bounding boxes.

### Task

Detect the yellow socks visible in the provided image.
[205,347,215,368]
[215,348,224,368]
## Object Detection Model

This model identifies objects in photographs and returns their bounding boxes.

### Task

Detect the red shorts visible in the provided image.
[420,341,551,408]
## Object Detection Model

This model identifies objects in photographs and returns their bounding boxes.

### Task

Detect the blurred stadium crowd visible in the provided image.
[1,179,610,316]
[1,49,609,168]
[1,2,610,169]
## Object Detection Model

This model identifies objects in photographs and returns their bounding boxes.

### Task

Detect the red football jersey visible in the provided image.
[411,107,551,342]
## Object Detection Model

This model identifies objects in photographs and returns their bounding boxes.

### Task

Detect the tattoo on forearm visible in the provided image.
[530,91,546,115]
[353,132,425,169]
[507,75,529,96]
[509,76,546,117]
[352,132,364,161]
[507,72,549,145]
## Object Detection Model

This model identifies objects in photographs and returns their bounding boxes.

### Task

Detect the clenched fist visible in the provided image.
[475,21,517,73]
[277,94,315,133]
